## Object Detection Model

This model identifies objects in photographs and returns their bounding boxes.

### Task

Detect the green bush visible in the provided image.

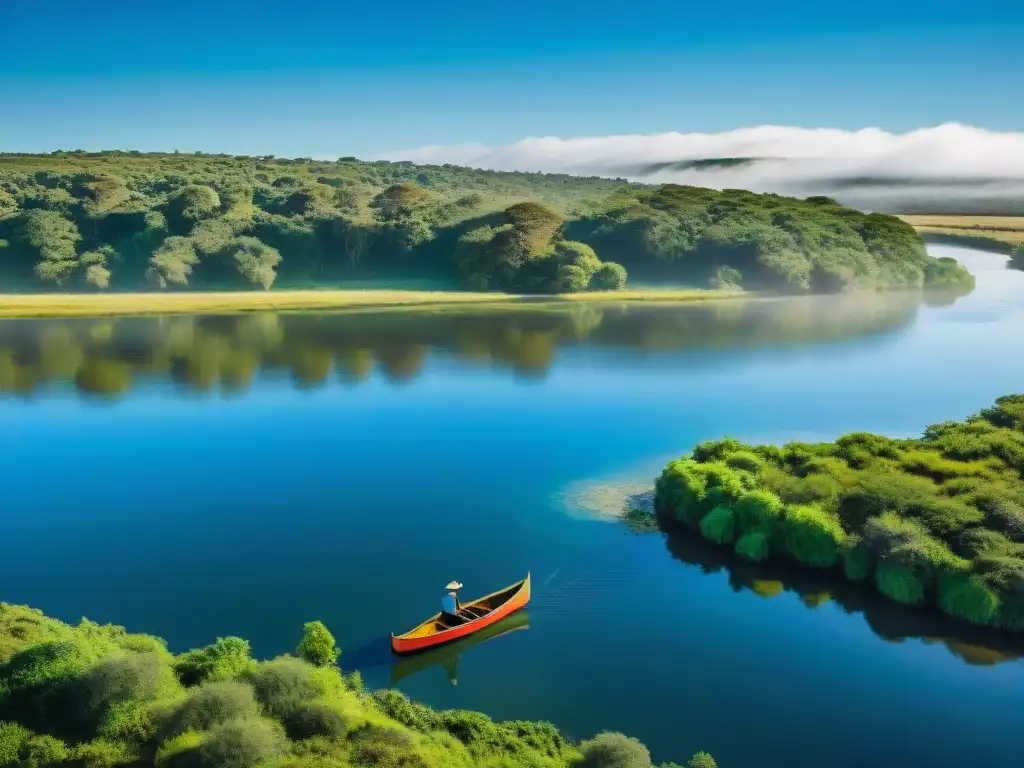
[733,489,783,533]
[166,681,259,736]
[778,505,845,567]
[840,538,872,581]
[576,731,651,768]
[589,262,627,290]
[734,531,770,562]
[372,689,441,733]
[295,621,339,667]
[938,572,1001,625]
[247,658,317,718]
[71,738,138,768]
[174,637,253,686]
[195,718,286,768]
[19,734,70,768]
[875,561,925,605]
[280,701,349,741]
[687,753,718,768]
[700,506,736,545]
[0,721,31,766]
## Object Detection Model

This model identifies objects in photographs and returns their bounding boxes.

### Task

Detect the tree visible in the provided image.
[168,185,221,226]
[16,210,81,287]
[224,237,281,290]
[590,262,627,290]
[295,621,339,667]
[576,731,652,768]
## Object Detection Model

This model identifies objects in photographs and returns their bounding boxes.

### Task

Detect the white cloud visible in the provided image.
[373,124,1024,210]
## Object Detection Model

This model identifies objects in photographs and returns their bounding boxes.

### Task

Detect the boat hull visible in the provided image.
[391,574,531,654]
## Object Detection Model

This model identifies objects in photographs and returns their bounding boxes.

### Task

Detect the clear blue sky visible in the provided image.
[2,0,1021,158]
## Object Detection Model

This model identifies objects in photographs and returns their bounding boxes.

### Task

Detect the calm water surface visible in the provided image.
[2,245,1024,767]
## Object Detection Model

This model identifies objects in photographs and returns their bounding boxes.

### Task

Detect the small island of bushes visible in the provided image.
[0,603,714,768]
[655,394,1024,630]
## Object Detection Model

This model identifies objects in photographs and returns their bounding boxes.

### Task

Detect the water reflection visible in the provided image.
[662,528,1024,666]
[340,612,531,687]
[0,291,934,398]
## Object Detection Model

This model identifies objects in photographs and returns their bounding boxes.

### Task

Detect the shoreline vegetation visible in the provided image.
[655,395,1024,633]
[0,288,743,319]
[0,603,715,768]
[1,151,972,301]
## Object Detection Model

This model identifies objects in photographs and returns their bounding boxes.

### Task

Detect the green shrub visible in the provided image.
[166,681,259,736]
[295,621,339,667]
[589,262,627,290]
[19,734,70,768]
[875,561,925,605]
[687,752,718,768]
[196,718,286,768]
[938,572,1001,625]
[778,504,845,567]
[840,538,872,581]
[724,451,765,474]
[699,506,736,545]
[247,658,316,718]
[97,699,156,742]
[734,531,770,562]
[174,637,253,686]
[85,651,164,710]
[733,489,783,533]
[372,689,441,733]
[71,738,138,768]
[280,701,349,741]
[0,721,31,766]
[576,731,651,768]
[154,730,203,768]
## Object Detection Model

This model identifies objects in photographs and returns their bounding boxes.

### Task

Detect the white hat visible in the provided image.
[446,581,463,590]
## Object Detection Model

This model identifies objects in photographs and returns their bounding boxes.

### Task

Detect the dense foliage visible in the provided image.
[0,152,970,295]
[655,395,1024,630]
[0,604,714,768]
[0,293,927,396]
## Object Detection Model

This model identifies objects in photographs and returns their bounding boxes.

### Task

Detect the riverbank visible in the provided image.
[0,288,743,319]
[0,602,713,768]
[899,214,1024,253]
[654,394,1024,633]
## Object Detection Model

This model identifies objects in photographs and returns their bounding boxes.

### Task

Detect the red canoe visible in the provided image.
[391,574,531,654]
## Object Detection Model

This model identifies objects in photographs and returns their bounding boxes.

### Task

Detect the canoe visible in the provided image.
[391,573,531,654]
[389,611,530,686]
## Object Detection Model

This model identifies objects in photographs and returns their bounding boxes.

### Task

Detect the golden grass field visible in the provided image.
[899,215,1024,247]
[0,288,743,319]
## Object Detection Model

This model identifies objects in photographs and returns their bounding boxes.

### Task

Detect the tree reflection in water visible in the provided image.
[0,290,936,398]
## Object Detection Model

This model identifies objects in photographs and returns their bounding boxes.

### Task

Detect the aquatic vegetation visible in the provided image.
[655,394,1024,631]
[0,603,712,768]
[0,152,969,295]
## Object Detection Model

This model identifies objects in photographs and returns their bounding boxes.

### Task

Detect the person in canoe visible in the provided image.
[441,580,473,621]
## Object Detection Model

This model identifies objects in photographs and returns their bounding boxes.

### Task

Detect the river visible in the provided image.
[1,245,1023,766]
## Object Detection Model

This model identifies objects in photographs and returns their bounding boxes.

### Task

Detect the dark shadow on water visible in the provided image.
[662,528,1024,666]
[344,613,531,687]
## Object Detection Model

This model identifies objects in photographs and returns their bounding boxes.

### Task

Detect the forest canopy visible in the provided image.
[655,395,1024,631]
[0,603,713,768]
[0,151,972,295]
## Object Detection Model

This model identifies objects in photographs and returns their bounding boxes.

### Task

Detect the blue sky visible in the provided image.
[1,0,1021,158]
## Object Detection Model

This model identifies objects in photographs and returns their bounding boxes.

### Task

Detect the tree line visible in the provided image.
[655,395,1024,630]
[0,152,974,295]
[0,603,714,768]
